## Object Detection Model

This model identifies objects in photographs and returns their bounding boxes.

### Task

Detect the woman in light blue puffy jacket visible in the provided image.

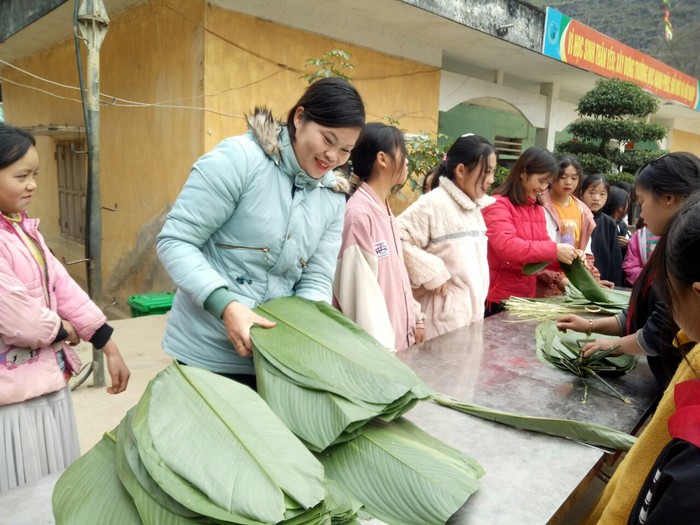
[157,78,365,387]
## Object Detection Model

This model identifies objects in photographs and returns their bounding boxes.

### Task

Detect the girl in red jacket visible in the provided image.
[482,147,579,317]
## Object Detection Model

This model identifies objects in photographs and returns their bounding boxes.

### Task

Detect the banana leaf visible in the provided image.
[561,257,617,304]
[536,321,636,404]
[115,409,208,524]
[324,479,363,525]
[52,431,142,525]
[255,354,378,451]
[523,261,551,275]
[433,393,637,452]
[317,418,483,525]
[536,321,637,376]
[564,284,630,309]
[131,362,326,525]
[251,297,433,450]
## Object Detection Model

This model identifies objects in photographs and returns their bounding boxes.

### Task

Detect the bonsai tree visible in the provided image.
[556,78,667,183]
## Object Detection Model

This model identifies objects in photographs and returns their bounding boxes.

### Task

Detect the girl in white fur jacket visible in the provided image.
[397,135,496,339]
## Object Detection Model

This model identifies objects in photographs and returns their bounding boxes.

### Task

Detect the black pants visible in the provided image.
[176,360,257,391]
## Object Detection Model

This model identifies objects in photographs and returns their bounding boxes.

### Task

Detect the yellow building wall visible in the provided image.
[1,0,205,314]
[1,0,439,314]
[201,5,440,213]
[671,129,700,156]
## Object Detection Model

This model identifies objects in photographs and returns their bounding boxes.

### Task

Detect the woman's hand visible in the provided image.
[414,322,426,344]
[61,320,80,345]
[555,243,579,265]
[618,236,629,249]
[599,279,615,289]
[430,282,448,295]
[101,339,130,394]
[222,301,276,357]
[556,314,588,334]
[580,338,622,358]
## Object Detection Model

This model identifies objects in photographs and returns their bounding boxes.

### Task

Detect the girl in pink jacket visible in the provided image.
[0,123,130,492]
[333,123,424,350]
[483,147,579,316]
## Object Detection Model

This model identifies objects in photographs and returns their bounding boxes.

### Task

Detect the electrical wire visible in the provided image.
[0,2,441,117]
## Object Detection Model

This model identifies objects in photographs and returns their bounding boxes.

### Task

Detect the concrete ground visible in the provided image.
[69,313,609,525]
[69,313,172,452]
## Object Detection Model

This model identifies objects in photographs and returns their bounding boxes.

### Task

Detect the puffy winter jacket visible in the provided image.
[483,194,558,305]
[157,109,348,375]
[397,177,493,338]
[0,214,105,405]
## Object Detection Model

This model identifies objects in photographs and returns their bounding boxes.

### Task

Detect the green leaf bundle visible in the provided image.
[535,321,636,404]
[560,257,625,306]
[536,321,636,377]
[54,363,339,524]
[251,297,433,451]
[53,432,142,525]
[318,418,484,525]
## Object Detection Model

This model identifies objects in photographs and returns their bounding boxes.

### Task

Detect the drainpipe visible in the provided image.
[77,0,109,387]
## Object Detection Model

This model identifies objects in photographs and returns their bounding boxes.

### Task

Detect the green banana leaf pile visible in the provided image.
[535,321,637,404]
[53,363,347,524]
[508,259,630,320]
[249,298,484,524]
[251,297,434,452]
[53,296,639,525]
[317,418,484,525]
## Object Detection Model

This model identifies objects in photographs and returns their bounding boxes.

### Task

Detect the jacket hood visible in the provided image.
[246,107,349,194]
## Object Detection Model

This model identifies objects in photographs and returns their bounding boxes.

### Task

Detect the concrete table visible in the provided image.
[395,313,658,524]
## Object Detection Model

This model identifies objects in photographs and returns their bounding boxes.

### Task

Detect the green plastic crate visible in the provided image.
[127,292,175,317]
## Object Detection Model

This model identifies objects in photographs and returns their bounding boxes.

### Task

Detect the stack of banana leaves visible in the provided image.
[535,321,637,404]
[504,258,630,320]
[53,297,486,525]
[53,296,638,525]
[53,363,358,525]
[250,297,434,452]
[251,297,484,524]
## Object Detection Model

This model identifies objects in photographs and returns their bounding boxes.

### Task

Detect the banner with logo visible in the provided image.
[542,7,699,111]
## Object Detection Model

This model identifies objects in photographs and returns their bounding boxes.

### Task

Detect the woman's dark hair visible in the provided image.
[635,152,700,198]
[602,185,629,218]
[0,123,36,169]
[423,166,439,194]
[556,155,583,194]
[493,146,557,206]
[431,134,496,192]
[653,191,700,371]
[612,181,633,195]
[581,172,610,198]
[286,78,365,141]
[349,123,406,191]
[628,155,700,383]
[655,191,700,313]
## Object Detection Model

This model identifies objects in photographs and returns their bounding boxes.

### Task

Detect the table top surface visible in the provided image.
[0,312,659,525]
[395,313,658,524]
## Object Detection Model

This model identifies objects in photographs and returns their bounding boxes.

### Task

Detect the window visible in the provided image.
[493,136,523,170]
[56,142,87,243]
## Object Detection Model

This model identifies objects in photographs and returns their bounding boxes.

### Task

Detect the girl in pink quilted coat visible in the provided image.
[0,123,130,492]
